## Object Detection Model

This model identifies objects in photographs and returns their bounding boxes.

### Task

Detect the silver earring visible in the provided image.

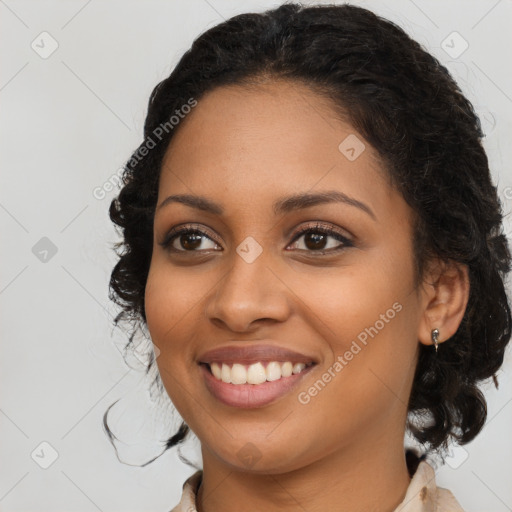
[431,328,439,353]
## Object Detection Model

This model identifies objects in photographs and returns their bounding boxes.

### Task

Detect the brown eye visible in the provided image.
[302,232,329,250]
[160,227,221,253]
[178,232,203,251]
[289,224,352,253]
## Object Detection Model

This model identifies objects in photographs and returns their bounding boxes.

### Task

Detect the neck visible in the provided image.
[196,427,412,512]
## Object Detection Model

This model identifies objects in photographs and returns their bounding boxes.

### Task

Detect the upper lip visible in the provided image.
[198,343,318,366]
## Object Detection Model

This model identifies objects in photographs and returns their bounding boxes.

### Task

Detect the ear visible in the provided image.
[417,259,470,349]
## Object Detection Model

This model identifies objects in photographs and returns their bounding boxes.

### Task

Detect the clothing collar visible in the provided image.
[171,460,465,512]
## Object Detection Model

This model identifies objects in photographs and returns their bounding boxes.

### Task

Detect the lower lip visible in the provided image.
[200,363,315,408]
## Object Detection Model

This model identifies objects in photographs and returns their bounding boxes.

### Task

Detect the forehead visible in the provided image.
[157,81,400,221]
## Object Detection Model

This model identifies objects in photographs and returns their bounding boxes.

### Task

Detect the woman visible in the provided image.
[106,3,511,511]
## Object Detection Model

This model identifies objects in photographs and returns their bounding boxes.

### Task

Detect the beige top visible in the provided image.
[170,460,465,512]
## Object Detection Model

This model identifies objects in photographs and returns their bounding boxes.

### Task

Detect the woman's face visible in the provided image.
[145,80,428,473]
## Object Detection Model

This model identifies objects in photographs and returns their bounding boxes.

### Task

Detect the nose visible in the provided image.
[205,247,291,333]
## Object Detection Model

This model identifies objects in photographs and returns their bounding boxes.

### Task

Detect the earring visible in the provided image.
[431,328,439,353]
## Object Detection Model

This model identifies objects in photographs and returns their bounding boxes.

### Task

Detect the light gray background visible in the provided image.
[1,1,511,511]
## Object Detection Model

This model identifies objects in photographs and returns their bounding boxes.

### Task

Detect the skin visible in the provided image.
[144,80,469,512]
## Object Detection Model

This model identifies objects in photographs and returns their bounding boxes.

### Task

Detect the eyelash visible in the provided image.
[159,222,353,256]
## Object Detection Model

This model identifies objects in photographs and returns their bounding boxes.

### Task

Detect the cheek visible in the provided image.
[288,287,418,463]
[144,260,203,346]
[144,263,204,418]
[294,260,410,342]
[143,261,206,393]
[296,247,419,392]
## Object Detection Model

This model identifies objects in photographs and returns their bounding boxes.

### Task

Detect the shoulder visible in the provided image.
[436,486,466,512]
[394,460,465,512]
[169,470,202,512]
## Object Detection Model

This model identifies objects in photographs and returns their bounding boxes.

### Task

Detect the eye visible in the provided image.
[159,222,353,255]
[287,222,353,254]
[159,224,221,253]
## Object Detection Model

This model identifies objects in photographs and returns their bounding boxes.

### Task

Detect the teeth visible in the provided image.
[266,361,281,381]
[231,363,247,384]
[221,363,231,383]
[247,362,266,384]
[292,363,306,374]
[208,361,311,385]
[210,362,222,380]
[281,361,293,377]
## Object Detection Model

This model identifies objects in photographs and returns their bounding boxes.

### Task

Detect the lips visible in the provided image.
[198,343,318,408]
[198,343,318,366]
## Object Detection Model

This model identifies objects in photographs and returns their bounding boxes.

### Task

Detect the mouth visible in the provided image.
[202,360,315,384]
[198,343,318,408]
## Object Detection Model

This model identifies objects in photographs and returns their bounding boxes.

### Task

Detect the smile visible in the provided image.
[208,361,313,384]
[198,342,318,408]
[200,363,316,408]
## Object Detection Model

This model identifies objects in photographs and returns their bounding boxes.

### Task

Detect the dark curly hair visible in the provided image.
[104,2,511,465]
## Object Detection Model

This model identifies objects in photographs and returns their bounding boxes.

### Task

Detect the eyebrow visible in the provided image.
[156,190,376,220]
